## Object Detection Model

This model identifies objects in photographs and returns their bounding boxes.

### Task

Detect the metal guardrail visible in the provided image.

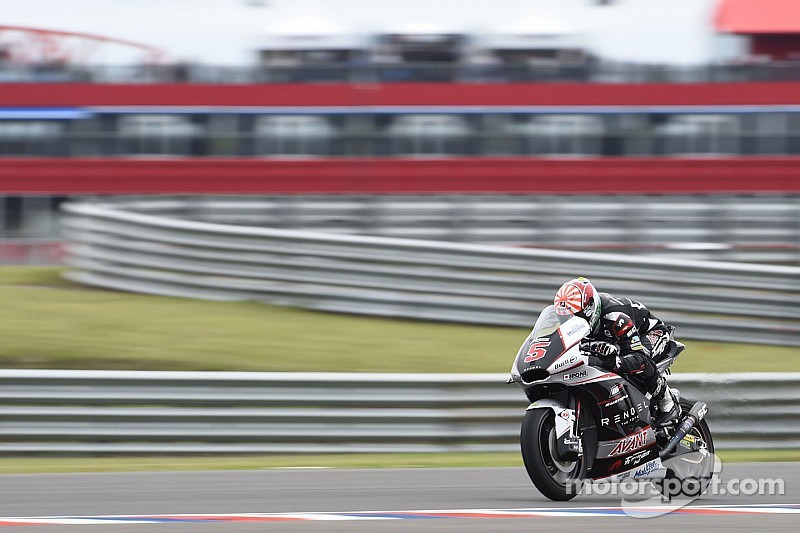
[1,370,797,454]
[4,193,798,263]
[61,200,800,346]
[126,195,800,264]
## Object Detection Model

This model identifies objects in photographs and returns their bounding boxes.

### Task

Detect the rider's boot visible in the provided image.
[651,377,680,427]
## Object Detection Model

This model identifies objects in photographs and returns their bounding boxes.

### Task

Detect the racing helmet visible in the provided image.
[553,277,601,332]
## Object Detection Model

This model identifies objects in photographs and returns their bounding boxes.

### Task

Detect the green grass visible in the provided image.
[0,454,521,474]
[716,449,800,463]
[0,267,521,372]
[0,266,797,373]
[1,450,797,474]
[1,267,795,474]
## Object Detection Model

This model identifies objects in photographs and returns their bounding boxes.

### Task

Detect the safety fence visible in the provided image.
[4,191,798,264]
[60,200,800,345]
[107,195,800,264]
[0,370,796,454]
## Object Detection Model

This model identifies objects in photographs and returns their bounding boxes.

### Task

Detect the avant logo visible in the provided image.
[609,430,648,457]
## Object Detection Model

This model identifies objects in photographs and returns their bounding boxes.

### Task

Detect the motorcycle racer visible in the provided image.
[553,277,680,426]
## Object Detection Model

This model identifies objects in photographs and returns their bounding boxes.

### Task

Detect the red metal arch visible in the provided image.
[0,25,165,64]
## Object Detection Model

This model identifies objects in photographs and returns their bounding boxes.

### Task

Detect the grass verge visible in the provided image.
[1,267,797,373]
[1,450,798,474]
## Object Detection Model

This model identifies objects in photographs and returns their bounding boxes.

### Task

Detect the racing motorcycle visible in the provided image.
[508,305,715,501]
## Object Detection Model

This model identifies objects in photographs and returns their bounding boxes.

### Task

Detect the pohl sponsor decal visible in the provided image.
[563,369,588,381]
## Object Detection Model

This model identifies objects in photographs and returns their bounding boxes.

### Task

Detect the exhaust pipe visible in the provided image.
[659,401,708,459]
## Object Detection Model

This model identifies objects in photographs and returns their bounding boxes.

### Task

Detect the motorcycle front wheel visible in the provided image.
[520,408,585,501]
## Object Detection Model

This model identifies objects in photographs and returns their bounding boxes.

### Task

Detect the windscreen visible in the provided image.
[530,305,564,339]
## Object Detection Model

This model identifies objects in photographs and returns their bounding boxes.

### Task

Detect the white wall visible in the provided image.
[581,0,746,65]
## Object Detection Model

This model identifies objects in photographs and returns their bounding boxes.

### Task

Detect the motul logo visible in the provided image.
[608,430,648,457]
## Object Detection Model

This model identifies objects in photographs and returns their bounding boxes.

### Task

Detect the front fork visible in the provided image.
[528,395,582,461]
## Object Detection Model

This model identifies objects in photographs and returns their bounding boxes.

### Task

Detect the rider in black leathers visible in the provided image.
[553,277,680,426]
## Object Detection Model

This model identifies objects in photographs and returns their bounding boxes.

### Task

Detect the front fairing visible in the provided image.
[510,306,592,385]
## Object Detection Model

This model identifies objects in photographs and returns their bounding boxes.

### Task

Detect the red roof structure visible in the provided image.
[715,0,800,34]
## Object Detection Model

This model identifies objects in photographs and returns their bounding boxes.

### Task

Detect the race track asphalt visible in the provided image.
[0,462,797,532]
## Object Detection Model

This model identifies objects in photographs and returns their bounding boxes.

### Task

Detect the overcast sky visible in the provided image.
[1,0,739,65]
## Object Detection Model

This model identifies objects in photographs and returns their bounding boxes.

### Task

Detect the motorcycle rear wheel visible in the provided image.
[520,408,585,501]
[659,397,717,497]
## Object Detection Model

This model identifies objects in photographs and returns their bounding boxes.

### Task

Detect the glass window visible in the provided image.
[508,115,604,155]
[654,114,740,156]
[479,114,520,155]
[207,114,241,156]
[254,115,335,156]
[386,114,471,155]
[118,115,202,155]
[0,121,64,156]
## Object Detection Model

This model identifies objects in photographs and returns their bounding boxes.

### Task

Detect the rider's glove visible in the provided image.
[587,341,619,357]
[586,341,621,370]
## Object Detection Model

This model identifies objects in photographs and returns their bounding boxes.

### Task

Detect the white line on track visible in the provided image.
[2,503,800,525]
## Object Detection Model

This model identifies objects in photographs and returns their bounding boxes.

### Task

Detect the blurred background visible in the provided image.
[0,0,798,466]
[0,0,799,264]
